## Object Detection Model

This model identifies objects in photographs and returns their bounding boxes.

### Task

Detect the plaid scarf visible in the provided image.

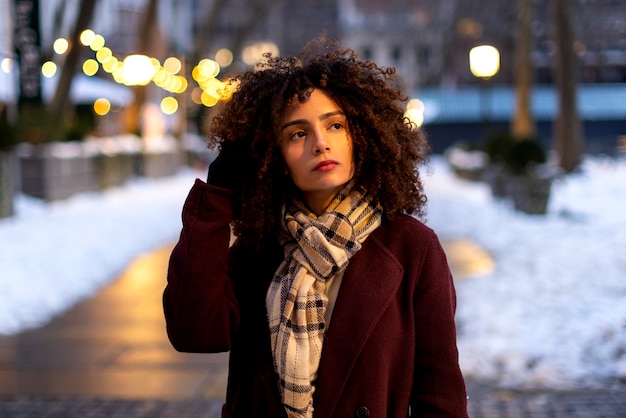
[266,187,382,418]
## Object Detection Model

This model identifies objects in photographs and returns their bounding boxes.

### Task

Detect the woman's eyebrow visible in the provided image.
[281,111,345,131]
[319,110,345,121]
[281,119,307,131]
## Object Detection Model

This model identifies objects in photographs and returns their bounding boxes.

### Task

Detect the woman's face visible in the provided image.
[279,89,355,215]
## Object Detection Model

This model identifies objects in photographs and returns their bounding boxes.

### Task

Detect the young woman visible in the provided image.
[163,40,468,418]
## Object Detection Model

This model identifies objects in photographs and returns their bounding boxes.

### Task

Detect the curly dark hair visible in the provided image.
[208,38,430,247]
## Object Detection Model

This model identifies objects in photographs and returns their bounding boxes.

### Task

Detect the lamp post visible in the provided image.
[469,45,500,137]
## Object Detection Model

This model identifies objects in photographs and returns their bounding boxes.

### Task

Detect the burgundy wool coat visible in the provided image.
[163,180,469,417]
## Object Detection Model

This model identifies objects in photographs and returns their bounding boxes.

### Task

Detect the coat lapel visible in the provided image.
[313,233,404,417]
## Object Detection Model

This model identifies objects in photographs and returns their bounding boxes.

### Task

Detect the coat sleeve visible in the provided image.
[410,233,469,417]
[163,179,240,353]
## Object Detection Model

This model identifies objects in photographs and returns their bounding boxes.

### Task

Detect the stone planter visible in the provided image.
[445,146,488,182]
[135,151,180,178]
[0,151,14,218]
[506,175,552,215]
[93,153,134,190]
[19,143,97,201]
[483,163,509,198]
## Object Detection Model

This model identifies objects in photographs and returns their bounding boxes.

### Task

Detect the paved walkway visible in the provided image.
[0,242,624,417]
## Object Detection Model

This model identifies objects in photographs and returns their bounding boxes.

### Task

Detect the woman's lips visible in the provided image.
[313,160,339,172]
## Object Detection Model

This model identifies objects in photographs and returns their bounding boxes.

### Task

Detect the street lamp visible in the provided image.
[469,45,500,136]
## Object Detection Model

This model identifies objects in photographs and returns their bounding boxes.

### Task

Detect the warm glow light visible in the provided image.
[80,29,96,46]
[102,56,119,73]
[163,57,182,74]
[160,96,178,114]
[197,59,220,79]
[90,34,105,51]
[219,78,239,101]
[203,77,224,99]
[41,61,57,78]
[53,38,69,55]
[175,76,188,94]
[96,47,113,63]
[150,57,161,71]
[153,68,168,84]
[469,45,500,79]
[404,108,424,128]
[94,98,111,115]
[191,87,203,104]
[241,42,279,66]
[1,58,13,73]
[215,48,233,67]
[82,59,99,76]
[122,54,157,86]
[405,98,425,128]
[112,65,124,83]
[201,91,219,107]
[407,98,425,112]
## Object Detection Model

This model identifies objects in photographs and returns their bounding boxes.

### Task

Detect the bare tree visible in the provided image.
[511,0,535,139]
[226,0,278,63]
[552,0,584,173]
[122,0,159,135]
[192,0,278,66]
[191,0,230,66]
[49,0,98,129]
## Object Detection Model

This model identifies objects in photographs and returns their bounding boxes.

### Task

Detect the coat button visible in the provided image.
[354,406,369,417]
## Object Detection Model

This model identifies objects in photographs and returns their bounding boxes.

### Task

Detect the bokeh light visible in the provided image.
[102,56,119,73]
[241,42,279,65]
[41,61,57,78]
[215,48,233,67]
[93,98,111,116]
[404,98,425,128]
[163,57,182,74]
[90,34,105,51]
[122,54,157,85]
[200,91,219,107]
[82,59,99,76]
[469,45,500,79]
[196,58,220,79]
[53,38,69,55]
[96,47,113,63]
[191,87,203,104]
[80,29,96,46]
[1,58,13,73]
[160,96,178,114]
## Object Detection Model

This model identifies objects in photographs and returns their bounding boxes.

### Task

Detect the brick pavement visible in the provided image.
[1,244,624,417]
[1,387,625,417]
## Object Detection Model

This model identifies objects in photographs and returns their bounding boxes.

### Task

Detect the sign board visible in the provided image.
[13,0,42,104]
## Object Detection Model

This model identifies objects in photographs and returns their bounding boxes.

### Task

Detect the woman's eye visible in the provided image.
[329,122,344,131]
[290,131,306,141]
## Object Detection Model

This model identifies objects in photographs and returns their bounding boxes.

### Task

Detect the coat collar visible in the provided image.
[313,232,404,417]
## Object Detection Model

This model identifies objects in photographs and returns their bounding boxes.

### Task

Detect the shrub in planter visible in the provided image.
[504,138,547,176]
[483,131,516,164]
[504,138,553,215]
[481,132,516,198]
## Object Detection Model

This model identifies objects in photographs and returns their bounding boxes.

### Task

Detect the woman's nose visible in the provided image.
[313,130,330,154]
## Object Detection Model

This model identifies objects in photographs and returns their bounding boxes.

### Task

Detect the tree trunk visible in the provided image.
[552,0,584,173]
[226,0,278,65]
[48,0,98,127]
[122,0,159,135]
[512,0,535,139]
[191,0,230,66]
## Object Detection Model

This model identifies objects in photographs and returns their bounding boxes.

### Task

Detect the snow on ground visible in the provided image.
[1,156,625,390]
[423,155,626,390]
